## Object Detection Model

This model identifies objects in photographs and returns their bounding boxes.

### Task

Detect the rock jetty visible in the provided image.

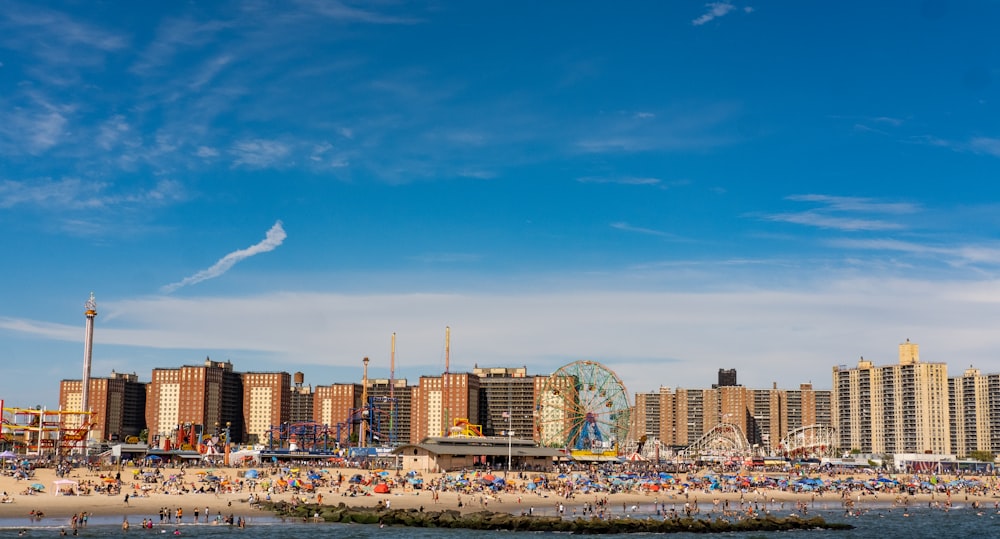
[264,502,853,534]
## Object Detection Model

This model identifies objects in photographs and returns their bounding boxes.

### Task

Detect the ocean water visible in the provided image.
[0,504,997,538]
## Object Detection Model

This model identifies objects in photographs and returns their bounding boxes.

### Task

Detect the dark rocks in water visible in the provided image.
[261,502,853,534]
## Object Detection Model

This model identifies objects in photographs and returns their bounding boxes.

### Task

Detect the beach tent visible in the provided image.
[373,483,390,494]
[53,479,78,496]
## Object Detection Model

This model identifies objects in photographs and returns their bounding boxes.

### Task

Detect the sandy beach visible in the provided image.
[1,462,998,527]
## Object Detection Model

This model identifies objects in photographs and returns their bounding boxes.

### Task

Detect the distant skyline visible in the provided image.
[2,1,1000,407]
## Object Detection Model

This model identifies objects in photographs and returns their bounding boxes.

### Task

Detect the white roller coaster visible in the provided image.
[778,424,837,458]
[682,422,751,457]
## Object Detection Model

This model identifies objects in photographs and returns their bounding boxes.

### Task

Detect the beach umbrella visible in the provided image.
[30,483,44,491]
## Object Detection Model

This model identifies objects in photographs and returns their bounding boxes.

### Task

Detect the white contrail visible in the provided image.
[162,220,286,293]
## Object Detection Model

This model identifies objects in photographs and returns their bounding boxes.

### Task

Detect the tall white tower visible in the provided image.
[81,292,97,452]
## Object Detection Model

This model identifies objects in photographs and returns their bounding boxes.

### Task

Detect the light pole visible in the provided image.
[360,357,369,449]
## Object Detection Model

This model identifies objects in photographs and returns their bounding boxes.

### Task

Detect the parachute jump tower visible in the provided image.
[81,292,97,455]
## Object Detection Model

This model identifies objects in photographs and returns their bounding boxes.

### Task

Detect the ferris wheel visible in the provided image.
[536,360,631,456]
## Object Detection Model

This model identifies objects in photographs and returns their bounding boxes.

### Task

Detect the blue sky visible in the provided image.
[2,1,999,408]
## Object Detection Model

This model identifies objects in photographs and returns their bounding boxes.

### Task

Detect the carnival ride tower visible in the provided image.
[81,292,97,452]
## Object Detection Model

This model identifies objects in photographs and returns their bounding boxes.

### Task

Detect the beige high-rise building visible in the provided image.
[533,373,576,447]
[833,340,951,455]
[948,367,992,457]
[242,371,290,445]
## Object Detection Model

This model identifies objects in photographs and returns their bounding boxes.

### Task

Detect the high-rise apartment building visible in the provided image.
[533,373,577,447]
[145,358,243,447]
[949,367,991,457]
[410,373,480,443]
[632,390,662,443]
[314,384,362,444]
[474,367,536,439]
[365,378,411,446]
[289,372,314,423]
[832,340,951,454]
[242,371,290,444]
[59,371,146,443]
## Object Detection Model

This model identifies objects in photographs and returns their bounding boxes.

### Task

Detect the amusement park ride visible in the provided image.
[0,401,93,456]
[535,360,632,460]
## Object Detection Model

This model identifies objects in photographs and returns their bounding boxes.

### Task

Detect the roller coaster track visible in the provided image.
[683,422,751,456]
[778,424,837,457]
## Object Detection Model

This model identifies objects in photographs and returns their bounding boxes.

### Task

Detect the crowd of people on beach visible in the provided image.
[7,452,1000,531]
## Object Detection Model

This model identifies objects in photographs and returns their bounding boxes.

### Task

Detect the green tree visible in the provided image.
[968,450,994,462]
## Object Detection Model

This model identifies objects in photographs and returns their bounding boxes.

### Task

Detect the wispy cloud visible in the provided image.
[95,115,132,151]
[230,139,292,168]
[693,2,737,26]
[131,17,231,75]
[575,102,742,153]
[759,194,918,232]
[0,178,185,211]
[911,135,1000,158]
[3,5,126,52]
[830,238,1000,267]
[162,221,287,293]
[0,92,74,155]
[408,252,484,264]
[578,176,662,186]
[970,137,1000,157]
[786,194,919,215]
[196,146,220,158]
[1,3,128,65]
[764,212,905,231]
[293,0,423,25]
[611,222,681,239]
